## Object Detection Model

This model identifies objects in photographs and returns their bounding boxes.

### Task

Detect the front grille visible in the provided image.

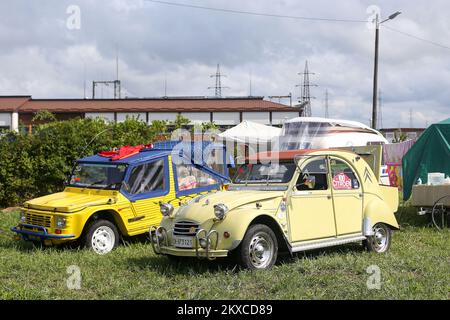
[173,221,200,236]
[25,213,51,228]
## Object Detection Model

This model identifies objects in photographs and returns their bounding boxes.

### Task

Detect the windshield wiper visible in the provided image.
[100,182,122,190]
[83,180,106,188]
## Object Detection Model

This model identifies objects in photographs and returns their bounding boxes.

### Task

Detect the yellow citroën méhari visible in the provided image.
[150,148,399,269]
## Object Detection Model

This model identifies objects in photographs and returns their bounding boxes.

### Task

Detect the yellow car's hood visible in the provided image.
[174,190,284,222]
[24,187,118,213]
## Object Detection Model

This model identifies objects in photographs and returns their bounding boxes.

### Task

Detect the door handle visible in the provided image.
[327,195,332,200]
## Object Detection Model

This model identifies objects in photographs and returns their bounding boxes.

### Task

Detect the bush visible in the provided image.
[0,117,163,207]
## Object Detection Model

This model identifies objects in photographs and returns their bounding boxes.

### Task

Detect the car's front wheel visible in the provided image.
[82,219,119,255]
[236,224,278,270]
[364,223,392,253]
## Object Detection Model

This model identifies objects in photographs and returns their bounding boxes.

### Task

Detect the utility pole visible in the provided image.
[92,80,121,99]
[371,11,401,129]
[92,50,122,99]
[268,94,293,107]
[372,14,380,129]
[296,60,317,117]
[208,64,229,97]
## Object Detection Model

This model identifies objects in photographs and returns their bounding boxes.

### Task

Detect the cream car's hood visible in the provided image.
[173,190,284,222]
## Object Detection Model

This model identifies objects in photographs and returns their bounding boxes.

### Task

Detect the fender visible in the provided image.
[363,196,400,235]
[212,209,287,251]
[77,207,128,237]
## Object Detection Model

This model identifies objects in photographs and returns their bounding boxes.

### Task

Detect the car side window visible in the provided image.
[296,157,328,191]
[176,164,218,191]
[330,158,360,190]
[128,159,166,195]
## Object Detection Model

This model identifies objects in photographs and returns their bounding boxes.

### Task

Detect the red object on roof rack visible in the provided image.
[98,144,153,161]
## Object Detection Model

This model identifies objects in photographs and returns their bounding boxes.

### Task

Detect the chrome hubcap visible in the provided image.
[248,232,273,269]
[371,225,388,252]
[91,226,115,254]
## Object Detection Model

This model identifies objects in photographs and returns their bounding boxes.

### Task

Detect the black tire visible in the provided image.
[364,223,392,253]
[235,224,278,270]
[82,219,119,255]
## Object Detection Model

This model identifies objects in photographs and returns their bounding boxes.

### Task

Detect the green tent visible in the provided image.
[403,117,450,200]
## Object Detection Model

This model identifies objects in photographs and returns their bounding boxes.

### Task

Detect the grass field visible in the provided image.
[0,207,449,300]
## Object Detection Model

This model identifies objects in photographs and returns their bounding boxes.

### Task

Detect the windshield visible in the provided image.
[233,162,296,184]
[69,163,128,190]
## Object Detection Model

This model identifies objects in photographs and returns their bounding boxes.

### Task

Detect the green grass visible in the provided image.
[0,207,449,300]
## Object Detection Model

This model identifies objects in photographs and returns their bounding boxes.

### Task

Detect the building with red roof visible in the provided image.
[0,95,301,132]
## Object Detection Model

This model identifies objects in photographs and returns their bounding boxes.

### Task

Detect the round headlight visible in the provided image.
[160,203,174,217]
[55,216,67,228]
[214,203,229,220]
[20,211,26,223]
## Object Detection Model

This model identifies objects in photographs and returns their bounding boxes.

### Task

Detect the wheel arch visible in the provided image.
[83,209,127,236]
[248,215,290,254]
[364,197,400,232]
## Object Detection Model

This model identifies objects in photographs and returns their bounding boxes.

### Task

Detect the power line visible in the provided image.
[382,24,450,51]
[147,1,450,55]
[145,0,366,23]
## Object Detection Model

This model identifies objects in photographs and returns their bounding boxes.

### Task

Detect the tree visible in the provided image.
[173,114,190,129]
[32,110,57,122]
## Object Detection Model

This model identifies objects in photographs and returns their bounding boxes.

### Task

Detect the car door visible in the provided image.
[124,157,173,234]
[288,156,336,242]
[329,157,363,236]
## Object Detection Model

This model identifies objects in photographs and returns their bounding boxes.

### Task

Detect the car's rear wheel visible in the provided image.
[364,223,392,253]
[82,219,119,255]
[236,224,278,270]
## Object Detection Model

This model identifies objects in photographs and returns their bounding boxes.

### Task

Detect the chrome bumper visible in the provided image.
[149,226,226,260]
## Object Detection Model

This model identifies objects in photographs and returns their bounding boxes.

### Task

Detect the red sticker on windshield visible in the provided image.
[332,173,352,190]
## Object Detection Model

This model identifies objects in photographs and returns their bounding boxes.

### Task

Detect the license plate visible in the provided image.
[173,236,193,248]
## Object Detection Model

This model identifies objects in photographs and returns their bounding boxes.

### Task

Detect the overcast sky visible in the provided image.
[1,0,449,127]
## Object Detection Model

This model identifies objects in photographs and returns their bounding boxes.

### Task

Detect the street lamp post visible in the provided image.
[371,11,401,130]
